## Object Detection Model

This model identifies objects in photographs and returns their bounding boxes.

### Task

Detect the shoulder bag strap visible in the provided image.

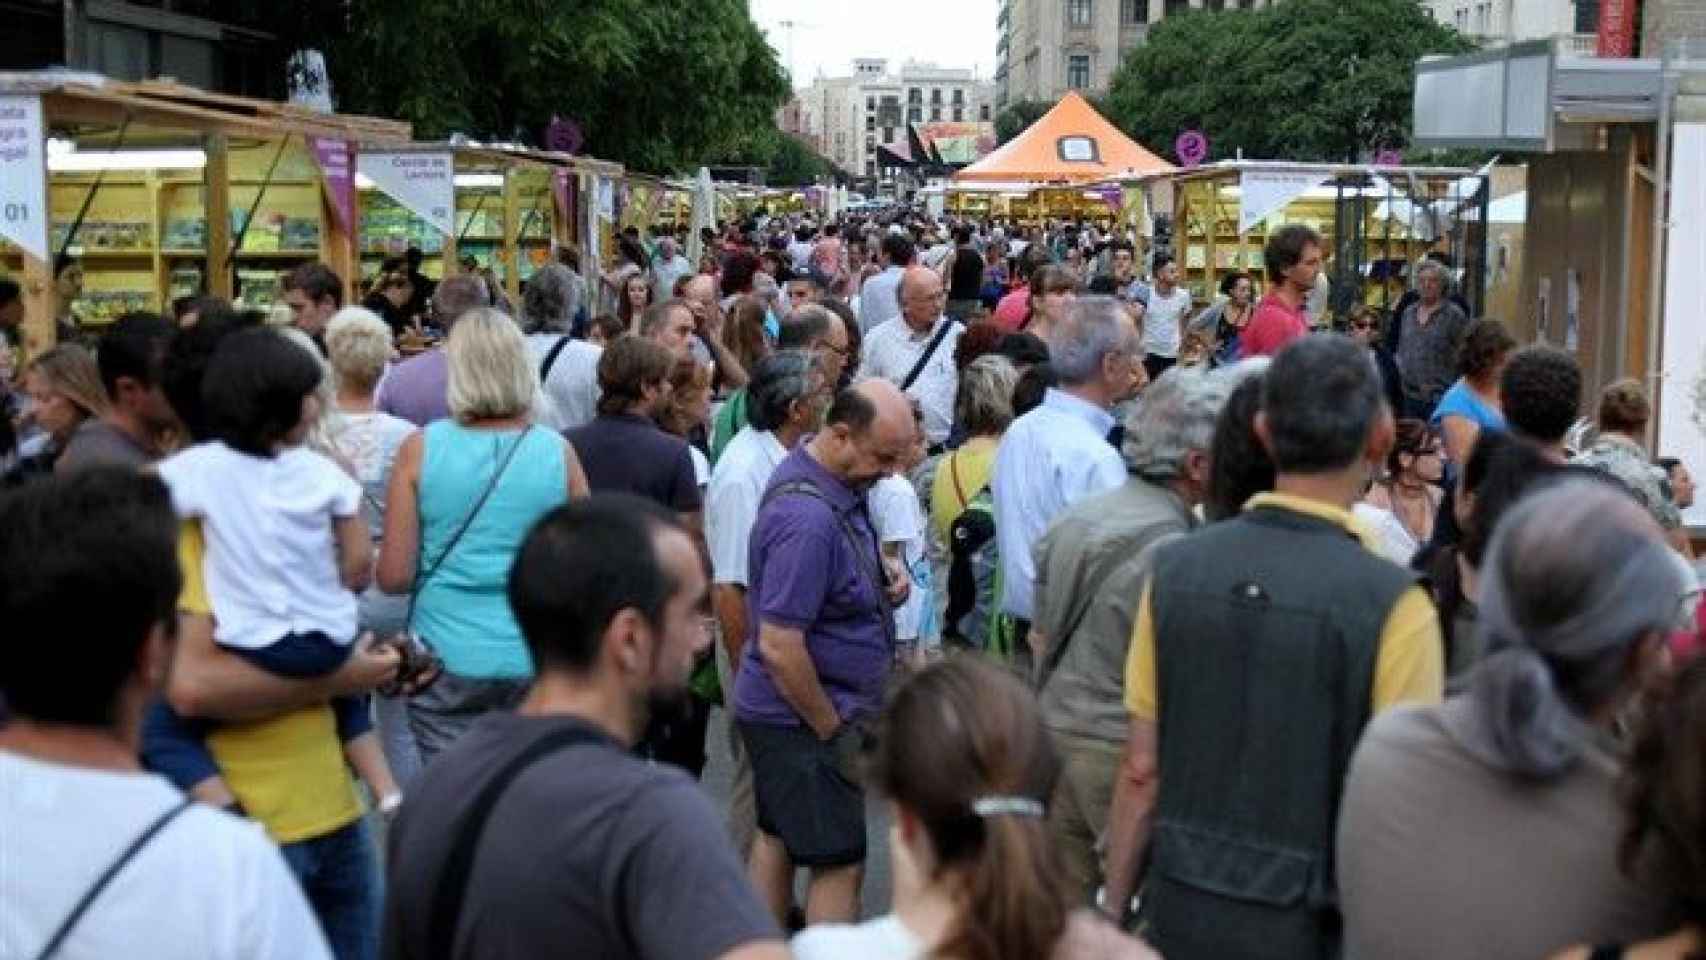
[899,320,955,392]
[35,798,194,960]
[407,427,534,624]
[948,452,970,512]
[762,480,895,649]
[1035,524,1183,691]
[426,727,606,960]
[538,335,572,383]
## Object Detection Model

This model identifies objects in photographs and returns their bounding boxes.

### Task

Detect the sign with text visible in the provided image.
[0,95,49,261]
[357,151,454,235]
[310,137,354,234]
[1238,169,1330,233]
[1175,130,1208,168]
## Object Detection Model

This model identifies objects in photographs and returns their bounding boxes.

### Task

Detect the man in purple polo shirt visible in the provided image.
[734,378,914,926]
[375,273,490,426]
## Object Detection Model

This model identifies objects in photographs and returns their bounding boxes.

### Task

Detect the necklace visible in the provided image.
[1387,480,1434,543]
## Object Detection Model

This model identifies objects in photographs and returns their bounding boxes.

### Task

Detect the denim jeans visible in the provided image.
[280,817,381,960]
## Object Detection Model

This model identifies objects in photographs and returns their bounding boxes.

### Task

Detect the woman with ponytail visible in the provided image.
[791,656,1156,960]
[1338,479,1686,960]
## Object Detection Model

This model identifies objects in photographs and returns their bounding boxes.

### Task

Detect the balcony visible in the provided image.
[1564,33,1599,57]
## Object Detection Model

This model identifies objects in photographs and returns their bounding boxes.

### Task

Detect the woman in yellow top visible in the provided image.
[930,354,1021,543]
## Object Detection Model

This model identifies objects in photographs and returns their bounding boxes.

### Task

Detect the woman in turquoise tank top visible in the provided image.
[377,308,589,763]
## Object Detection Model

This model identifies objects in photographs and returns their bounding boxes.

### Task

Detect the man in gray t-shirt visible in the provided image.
[382,497,785,960]
[57,311,176,473]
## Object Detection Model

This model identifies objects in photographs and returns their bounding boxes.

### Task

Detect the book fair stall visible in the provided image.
[0,71,411,355]
[357,143,624,304]
[1138,159,1492,316]
[947,92,1174,227]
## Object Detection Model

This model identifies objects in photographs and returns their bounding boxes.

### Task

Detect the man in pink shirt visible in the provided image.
[1240,224,1323,358]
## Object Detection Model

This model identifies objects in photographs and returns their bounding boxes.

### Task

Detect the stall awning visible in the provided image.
[1412,39,1663,151]
[952,92,1175,184]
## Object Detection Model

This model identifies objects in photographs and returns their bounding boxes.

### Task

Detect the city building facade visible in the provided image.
[995,0,1278,107]
[794,59,997,186]
[1418,0,1600,52]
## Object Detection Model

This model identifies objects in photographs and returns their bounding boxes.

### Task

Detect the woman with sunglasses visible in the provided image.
[1345,305,1406,417]
[1360,419,1445,565]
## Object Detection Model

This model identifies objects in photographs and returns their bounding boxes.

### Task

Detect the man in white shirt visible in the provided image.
[787,225,816,274]
[856,267,962,452]
[1140,254,1194,382]
[991,296,1144,665]
[527,328,602,432]
[705,350,830,859]
[652,236,696,302]
[0,469,329,960]
[856,234,914,334]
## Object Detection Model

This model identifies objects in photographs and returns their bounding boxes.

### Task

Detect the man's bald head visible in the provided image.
[682,274,717,307]
[816,378,915,491]
[898,266,944,332]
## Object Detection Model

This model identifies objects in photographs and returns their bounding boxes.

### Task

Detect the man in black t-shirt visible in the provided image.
[382,496,785,960]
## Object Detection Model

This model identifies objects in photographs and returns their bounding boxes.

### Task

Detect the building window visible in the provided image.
[866,160,876,175]
[981,104,992,120]
[1454,6,1468,29]
[908,106,922,123]
[1067,0,1093,27]
[931,88,943,104]
[954,107,964,121]
[884,127,894,141]
[866,115,876,131]
[1165,0,1188,12]
[1121,0,1146,23]
[866,96,876,111]
[931,107,942,121]
[952,88,965,104]
[1067,54,1091,89]
[909,87,922,104]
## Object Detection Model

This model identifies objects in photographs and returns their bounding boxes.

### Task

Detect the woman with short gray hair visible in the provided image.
[376,308,590,763]
[930,354,1019,544]
[1337,479,1684,960]
[522,263,578,335]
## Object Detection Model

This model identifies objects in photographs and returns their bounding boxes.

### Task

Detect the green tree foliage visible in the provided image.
[1102,0,1474,163]
[315,0,789,174]
[995,100,1055,145]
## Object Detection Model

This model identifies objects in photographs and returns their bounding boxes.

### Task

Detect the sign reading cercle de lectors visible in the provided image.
[1175,130,1208,168]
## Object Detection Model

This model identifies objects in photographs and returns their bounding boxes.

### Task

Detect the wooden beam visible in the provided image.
[204,132,231,299]
[503,169,521,302]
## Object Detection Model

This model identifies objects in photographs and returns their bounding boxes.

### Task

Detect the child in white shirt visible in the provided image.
[141,328,399,813]
[869,403,936,664]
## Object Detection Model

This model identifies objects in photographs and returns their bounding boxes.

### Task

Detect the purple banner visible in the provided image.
[311,137,354,234]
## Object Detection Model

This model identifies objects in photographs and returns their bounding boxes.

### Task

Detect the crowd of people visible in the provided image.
[3,206,1706,960]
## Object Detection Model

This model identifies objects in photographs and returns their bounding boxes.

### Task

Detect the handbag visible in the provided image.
[402,427,534,646]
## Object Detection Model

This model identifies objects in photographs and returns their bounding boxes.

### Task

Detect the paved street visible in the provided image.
[701,705,895,920]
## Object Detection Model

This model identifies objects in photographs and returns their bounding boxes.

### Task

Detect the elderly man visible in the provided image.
[376,272,492,426]
[734,379,914,926]
[1031,364,1242,904]
[653,236,695,301]
[856,266,962,452]
[991,296,1145,660]
[525,263,603,432]
[1394,259,1472,420]
[705,350,830,857]
[1104,335,1444,958]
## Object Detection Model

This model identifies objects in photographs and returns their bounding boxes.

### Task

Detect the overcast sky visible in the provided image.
[750,0,1001,90]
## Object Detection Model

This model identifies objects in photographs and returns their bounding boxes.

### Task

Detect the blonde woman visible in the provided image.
[325,306,423,786]
[377,307,590,762]
[22,343,110,474]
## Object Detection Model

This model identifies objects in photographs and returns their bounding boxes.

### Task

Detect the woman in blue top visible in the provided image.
[1430,318,1515,470]
[377,307,589,764]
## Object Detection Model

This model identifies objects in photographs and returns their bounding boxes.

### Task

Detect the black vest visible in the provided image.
[1140,503,1418,960]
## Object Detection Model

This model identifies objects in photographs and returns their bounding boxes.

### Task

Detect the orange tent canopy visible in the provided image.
[953,92,1175,184]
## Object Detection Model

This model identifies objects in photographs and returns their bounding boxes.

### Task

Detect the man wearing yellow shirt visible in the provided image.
[1100,336,1444,960]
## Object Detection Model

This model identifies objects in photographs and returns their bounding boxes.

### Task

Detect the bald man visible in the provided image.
[854,266,962,451]
[733,378,914,926]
